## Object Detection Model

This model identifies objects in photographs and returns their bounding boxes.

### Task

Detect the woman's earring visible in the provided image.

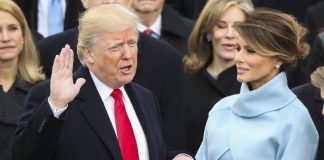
[207,34,212,41]
[275,64,280,69]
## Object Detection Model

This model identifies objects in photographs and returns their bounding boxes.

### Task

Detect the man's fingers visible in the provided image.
[68,46,74,71]
[74,78,86,93]
[52,55,60,74]
[63,46,70,69]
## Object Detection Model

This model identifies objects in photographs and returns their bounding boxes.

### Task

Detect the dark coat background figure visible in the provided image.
[0,80,32,160]
[252,0,323,23]
[306,32,324,79]
[184,66,241,154]
[13,0,84,31]
[165,0,206,20]
[12,66,166,160]
[304,1,324,44]
[36,28,186,150]
[160,5,194,56]
[292,83,324,160]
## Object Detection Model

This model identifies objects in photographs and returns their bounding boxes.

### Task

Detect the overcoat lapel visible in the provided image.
[73,67,123,159]
[125,84,160,159]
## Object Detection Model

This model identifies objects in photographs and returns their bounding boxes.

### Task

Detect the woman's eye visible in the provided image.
[218,25,227,29]
[217,23,227,29]
[9,26,18,32]
[247,49,256,54]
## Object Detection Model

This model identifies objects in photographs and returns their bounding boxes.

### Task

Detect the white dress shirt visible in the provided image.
[48,71,149,160]
[38,0,66,37]
[137,15,162,36]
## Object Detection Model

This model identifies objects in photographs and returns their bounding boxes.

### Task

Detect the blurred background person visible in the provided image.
[182,0,254,154]
[306,31,324,79]
[131,0,194,56]
[304,1,324,44]
[165,0,206,20]
[293,66,324,160]
[196,9,318,159]
[0,0,45,159]
[13,0,84,37]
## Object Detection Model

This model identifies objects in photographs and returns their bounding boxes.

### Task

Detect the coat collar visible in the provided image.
[231,72,296,117]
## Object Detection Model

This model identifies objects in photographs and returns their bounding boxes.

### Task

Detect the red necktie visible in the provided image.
[111,89,139,160]
[143,29,153,36]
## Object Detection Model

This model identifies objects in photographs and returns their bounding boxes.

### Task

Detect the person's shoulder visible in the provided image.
[280,97,313,123]
[37,28,77,46]
[292,82,314,95]
[209,94,239,115]
[139,32,182,58]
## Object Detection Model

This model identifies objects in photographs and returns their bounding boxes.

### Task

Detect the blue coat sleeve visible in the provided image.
[276,105,319,160]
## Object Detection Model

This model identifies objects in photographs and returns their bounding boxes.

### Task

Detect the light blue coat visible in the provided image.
[196,72,318,160]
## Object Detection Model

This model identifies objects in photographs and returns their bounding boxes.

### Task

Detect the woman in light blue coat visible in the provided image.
[196,9,319,160]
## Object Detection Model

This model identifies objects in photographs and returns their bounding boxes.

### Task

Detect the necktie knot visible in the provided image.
[111,89,122,100]
[143,29,153,36]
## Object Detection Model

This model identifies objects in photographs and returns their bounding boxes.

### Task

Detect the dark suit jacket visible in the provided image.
[12,66,166,160]
[292,83,324,160]
[160,5,194,56]
[165,0,205,20]
[304,1,324,44]
[306,32,324,79]
[14,0,83,31]
[37,28,186,150]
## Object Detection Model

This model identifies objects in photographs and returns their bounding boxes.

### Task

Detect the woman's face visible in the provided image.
[235,36,280,89]
[0,10,23,63]
[210,5,245,61]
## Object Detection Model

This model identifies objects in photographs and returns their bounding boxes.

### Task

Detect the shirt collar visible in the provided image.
[89,70,128,102]
[137,15,162,36]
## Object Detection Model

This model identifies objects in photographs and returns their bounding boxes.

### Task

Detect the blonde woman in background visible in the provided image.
[293,66,324,160]
[182,0,254,154]
[197,9,318,160]
[0,0,45,159]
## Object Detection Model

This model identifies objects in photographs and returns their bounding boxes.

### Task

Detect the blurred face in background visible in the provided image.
[235,36,280,89]
[81,0,132,9]
[0,10,23,63]
[211,5,245,61]
[131,0,164,14]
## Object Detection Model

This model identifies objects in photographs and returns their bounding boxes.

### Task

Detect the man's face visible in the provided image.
[84,28,138,88]
[131,0,164,14]
[81,0,132,9]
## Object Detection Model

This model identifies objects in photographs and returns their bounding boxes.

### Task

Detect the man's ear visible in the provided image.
[80,0,90,9]
[82,47,94,64]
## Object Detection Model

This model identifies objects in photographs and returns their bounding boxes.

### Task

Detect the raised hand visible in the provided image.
[49,45,86,110]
